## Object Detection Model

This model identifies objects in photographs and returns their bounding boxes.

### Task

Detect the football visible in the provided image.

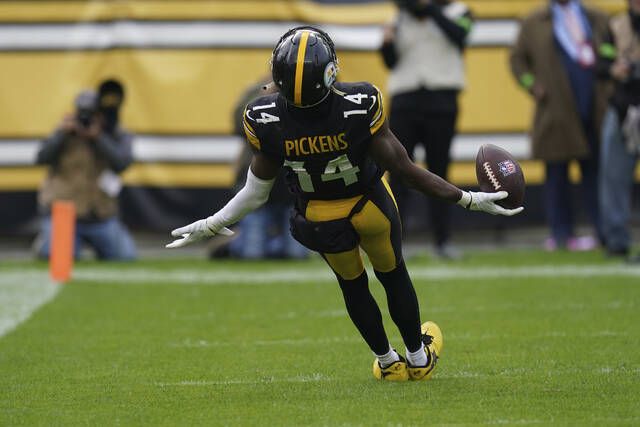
[475,144,525,209]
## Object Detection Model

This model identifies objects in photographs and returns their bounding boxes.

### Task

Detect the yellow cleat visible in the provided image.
[372,355,409,381]
[408,321,443,381]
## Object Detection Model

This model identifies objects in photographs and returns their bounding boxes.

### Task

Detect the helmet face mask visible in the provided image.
[271,26,339,108]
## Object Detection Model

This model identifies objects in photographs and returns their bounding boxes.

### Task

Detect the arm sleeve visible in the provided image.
[206,168,275,230]
[380,40,398,69]
[428,5,473,50]
[36,130,67,165]
[509,19,536,92]
[94,131,134,173]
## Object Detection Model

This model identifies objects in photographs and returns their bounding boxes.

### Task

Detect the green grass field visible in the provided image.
[1,250,639,426]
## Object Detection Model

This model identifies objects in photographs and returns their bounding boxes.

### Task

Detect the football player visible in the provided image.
[167,27,523,381]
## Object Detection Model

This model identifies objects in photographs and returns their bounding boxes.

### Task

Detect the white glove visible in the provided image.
[165,216,234,249]
[166,169,275,249]
[458,191,524,216]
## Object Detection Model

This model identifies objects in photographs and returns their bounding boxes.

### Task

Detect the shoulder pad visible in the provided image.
[333,82,385,135]
[243,94,281,151]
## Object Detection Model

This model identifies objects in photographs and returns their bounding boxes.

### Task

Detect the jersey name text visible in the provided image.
[284,133,348,156]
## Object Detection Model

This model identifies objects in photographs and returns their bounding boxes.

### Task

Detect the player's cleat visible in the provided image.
[372,354,409,381]
[408,321,443,381]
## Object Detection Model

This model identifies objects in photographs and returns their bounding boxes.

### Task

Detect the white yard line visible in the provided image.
[155,365,638,388]
[486,419,543,425]
[0,271,61,338]
[155,373,329,387]
[0,264,633,286]
[168,330,630,350]
[170,300,634,322]
[0,262,636,340]
[169,336,361,348]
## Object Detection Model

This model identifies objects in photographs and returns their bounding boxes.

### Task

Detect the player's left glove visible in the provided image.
[165,216,234,249]
[458,191,524,216]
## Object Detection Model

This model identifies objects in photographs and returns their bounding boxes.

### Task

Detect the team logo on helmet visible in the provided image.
[323,62,337,88]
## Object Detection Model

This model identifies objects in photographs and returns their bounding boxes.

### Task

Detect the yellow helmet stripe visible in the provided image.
[293,30,310,106]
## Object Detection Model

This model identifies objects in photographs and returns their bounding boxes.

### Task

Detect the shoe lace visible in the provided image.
[420,334,438,367]
[421,333,434,346]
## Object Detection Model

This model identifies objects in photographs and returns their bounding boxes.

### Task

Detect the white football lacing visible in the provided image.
[483,162,502,191]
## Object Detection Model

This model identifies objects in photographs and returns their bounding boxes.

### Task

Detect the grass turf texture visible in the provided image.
[1,250,639,426]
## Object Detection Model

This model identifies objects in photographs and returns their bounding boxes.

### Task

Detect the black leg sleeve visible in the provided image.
[336,270,390,355]
[374,261,422,353]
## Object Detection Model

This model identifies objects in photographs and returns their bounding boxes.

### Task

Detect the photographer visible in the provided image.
[34,81,136,260]
[380,0,473,259]
[598,0,640,261]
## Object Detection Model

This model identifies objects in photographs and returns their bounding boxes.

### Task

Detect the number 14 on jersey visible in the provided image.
[284,154,360,192]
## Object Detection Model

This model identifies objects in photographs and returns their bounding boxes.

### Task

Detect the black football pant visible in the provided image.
[301,179,422,354]
[389,106,458,247]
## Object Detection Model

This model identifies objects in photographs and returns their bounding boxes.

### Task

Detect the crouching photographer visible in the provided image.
[598,0,640,261]
[34,80,137,260]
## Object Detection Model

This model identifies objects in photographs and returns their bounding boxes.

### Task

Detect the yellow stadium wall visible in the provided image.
[0,0,632,193]
[0,0,626,23]
[0,0,626,138]
[0,48,531,137]
[0,0,634,231]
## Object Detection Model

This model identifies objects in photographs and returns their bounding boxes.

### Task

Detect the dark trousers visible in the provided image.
[389,100,457,246]
[544,121,602,245]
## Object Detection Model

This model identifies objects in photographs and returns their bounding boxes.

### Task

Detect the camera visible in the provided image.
[76,108,94,128]
[74,90,98,128]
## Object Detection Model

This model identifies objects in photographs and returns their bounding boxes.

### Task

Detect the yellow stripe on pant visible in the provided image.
[305,180,400,280]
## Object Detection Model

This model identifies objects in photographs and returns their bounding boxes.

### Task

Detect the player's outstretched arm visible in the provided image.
[166,154,280,248]
[369,121,523,216]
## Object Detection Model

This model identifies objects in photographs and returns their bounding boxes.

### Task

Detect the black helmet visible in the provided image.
[271,26,338,107]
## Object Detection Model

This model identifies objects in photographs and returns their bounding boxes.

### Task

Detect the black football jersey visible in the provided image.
[242,82,386,200]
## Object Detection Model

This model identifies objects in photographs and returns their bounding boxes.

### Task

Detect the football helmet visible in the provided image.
[271,26,338,108]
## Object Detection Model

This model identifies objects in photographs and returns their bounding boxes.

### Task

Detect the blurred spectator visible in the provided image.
[209,79,308,259]
[510,0,611,251]
[34,80,136,260]
[380,0,473,259]
[598,0,640,261]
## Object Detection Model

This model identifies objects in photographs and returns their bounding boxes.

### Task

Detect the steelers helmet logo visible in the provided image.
[324,62,337,88]
[271,26,338,107]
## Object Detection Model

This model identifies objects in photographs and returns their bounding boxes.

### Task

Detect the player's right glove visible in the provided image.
[457,191,524,216]
[165,217,234,249]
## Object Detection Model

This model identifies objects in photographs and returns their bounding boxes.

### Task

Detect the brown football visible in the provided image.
[475,144,525,209]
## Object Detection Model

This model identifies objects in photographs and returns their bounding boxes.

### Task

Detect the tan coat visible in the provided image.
[611,13,640,63]
[510,6,611,162]
[38,133,127,220]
